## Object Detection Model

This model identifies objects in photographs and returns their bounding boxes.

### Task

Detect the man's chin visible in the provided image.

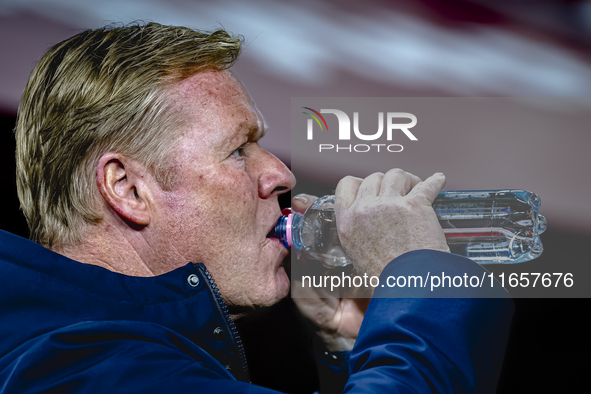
[276,265,291,298]
[228,271,290,321]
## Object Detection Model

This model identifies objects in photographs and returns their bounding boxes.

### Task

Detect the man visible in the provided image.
[0,22,513,393]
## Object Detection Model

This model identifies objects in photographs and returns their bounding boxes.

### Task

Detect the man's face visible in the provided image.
[155,71,295,310]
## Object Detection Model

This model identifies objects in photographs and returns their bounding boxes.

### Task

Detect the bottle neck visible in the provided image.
[290,213,303,251]
[271,212,303,250]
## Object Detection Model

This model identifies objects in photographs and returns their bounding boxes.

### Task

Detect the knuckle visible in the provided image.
[367,171,384,179]
[386,168,405,175]
[338,175,359,186]
[404,170,418,179]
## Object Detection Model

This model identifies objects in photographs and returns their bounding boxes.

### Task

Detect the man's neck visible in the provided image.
[56,225,156,277]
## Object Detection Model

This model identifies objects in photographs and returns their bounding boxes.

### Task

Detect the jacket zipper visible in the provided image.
[196,263,251,383]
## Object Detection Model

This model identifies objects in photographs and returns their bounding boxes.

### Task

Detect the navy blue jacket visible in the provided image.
[0,229,513,393]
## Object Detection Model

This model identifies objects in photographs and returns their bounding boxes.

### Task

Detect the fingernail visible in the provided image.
[293,194,309,203]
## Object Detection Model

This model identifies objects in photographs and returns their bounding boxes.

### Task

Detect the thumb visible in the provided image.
[407,172,446,204]
[292,194,318,213]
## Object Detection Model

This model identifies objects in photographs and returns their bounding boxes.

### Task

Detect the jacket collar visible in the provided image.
[0,230,249,381]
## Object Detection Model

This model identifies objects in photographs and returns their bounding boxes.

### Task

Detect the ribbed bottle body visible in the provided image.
[275,191,546,268]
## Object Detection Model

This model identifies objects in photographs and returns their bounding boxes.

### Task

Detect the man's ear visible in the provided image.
[96,153,152,227]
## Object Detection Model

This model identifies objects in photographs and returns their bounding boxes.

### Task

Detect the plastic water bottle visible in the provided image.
[271,190,546,268]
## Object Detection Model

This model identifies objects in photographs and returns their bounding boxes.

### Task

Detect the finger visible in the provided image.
[407,172,422,191]
[400,170,422,196]
[357,172,384,197]
[407,172,446,204]
[292,194,318,213]
[335,175,363,211]
[379,168,419,197]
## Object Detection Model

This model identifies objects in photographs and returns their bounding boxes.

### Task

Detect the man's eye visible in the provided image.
[231,146,245,158]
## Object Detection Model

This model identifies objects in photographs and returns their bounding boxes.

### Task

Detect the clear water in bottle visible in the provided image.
[272,190,546,268]
[292,196,348,268]
[434,190,546,264]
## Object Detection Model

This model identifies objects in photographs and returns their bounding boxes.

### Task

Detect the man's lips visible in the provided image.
[266,215,282,239]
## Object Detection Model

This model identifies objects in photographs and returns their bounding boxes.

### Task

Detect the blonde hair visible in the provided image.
[15,22,243,249]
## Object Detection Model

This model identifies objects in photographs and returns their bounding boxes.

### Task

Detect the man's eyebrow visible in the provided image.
[228,121,265,147]
[247,114,267,141]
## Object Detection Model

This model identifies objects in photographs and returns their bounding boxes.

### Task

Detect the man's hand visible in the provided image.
[335,168,448,278]
[291,193,369,352]
[290,169,447,352]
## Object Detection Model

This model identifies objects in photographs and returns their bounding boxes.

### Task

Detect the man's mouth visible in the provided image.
[266,218,280,239]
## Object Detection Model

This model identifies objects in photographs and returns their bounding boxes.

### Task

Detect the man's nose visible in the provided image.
[257,149,296,199]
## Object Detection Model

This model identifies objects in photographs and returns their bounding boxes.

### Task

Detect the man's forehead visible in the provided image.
[175,70,248,107]
[172,70,266,140]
